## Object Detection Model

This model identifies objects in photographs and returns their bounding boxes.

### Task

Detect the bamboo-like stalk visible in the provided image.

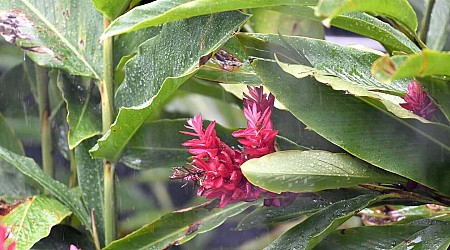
[102,17,116,246]
[418,0,435,44]
[35,65,54,178]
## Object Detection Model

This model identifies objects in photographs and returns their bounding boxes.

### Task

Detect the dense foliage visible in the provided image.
[0,0,449,249]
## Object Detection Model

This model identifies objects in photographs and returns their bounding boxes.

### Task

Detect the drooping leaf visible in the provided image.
[1,195,72,250]
[392,221,450,249]
[92,0,130,20]
[103,201,257,250]
[269,5,419,53]
[372,50,450,82]
[0,146,91,231]
[75,138,105,246]
[241,150,406,194]
[238,188,374,230]
[315,0,418,33]
[316,224,429,249]
[252,59,450,195]
[101,0,318,38]
[0,0,103,78]
[265,193,387,250]
[57,72,102,149]
[426,0,450,50]
[90,12,249,163]
[237,33,409,95]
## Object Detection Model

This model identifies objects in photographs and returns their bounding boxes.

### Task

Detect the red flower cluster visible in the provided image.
[400,81,436,120]
[172,86,297,208]
[0,224,15,250]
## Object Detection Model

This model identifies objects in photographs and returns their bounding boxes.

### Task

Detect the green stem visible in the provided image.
[418,0,435,44]
[102,17,116,246]
[35,65,54,178]
[68,149,77,188]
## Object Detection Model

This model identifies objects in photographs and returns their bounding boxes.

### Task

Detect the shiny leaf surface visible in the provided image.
[92,0,130,20]
[426,0,450,50]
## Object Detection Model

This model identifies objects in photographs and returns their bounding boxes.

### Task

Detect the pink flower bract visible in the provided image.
[400,81,436,120]
[0,224,15,250]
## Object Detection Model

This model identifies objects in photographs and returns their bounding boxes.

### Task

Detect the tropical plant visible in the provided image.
[0,0,449,249]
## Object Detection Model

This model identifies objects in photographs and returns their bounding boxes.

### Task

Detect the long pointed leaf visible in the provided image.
[102,0,318,38]
[252,59,450,194]
[90,12,249,162]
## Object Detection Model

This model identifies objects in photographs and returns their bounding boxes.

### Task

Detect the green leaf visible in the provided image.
[265,193,384,250]
[426,0,450,50]
[372,50,450,82]
[392,222,450,249]
[31,225,96,250]
[57,72,102,149]
[270,6,419,53]
[0,0,103,78]
[1,195,72,250]
[316,224,428,249]
[237,33,409,95]
[104,201,257,250]
[101,0,318,38]
[315,0,418,33]
[252,59,450,195]
[0,113,24,155]
[242,150,406,194]
[90,12,249,163]
[238,188,373,230]
[92,0,130,20]
[0,146,91,231]
[417,76,450,122]
[75,139,105,246]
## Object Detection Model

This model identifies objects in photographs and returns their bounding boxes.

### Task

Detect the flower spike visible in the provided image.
[400,81,436,120]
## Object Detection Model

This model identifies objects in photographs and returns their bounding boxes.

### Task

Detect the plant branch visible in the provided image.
[418,0,435,44]
[35,64,54,178]
[101,17,116,246]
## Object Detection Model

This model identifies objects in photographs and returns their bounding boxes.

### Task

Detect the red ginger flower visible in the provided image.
[400,81,436,120]
[0,224,15,250]
[172,86,298,208]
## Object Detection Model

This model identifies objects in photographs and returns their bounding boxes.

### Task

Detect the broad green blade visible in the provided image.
[57,72,102,149]
[392,222,450,249]
[102,0,318,38]
[90,12,249,163]
[270,6,419,53]
[75,139,105,246]
[237,33,409,95]
[1,196,72,250]
[372,50,450,82]
[315,0,418,33]
[426,0,450,50]
[252,59,450,195]
[104,201,257,250]
[0,146,91,232]
[92,0,131,20]
[265,193,386,250]
[241,150,406,193]
[0,0,103,78]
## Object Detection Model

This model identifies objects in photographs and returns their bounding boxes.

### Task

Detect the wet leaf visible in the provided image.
[75,138,105,246]
[238,188,373,230]
[270,6,419,53]
[102,0,317,38]
[265,193,385,250]
[237,33,409,95]
[0,146,91,231]
[90,12,249,163]
[103,201,257,250]
[241,150,406,194]
[426,0,450,50]
[372,50,450,83]
[1,195,71,250]
[252,59,450,195]
[57,72,102,149]
[392,221,450,249]
[0,0,103,78]
[92,0,130,20]
[315,0,418,33]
